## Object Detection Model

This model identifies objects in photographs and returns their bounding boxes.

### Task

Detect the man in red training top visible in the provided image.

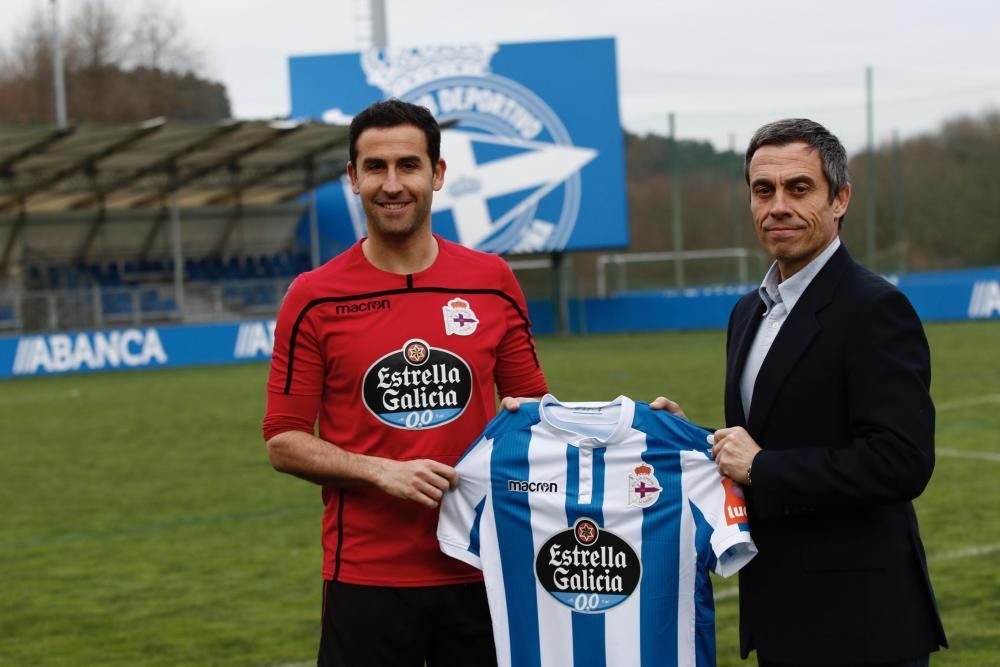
[262,98,547,666]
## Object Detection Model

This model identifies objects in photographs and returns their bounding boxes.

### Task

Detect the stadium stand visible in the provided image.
[0,119,350,333]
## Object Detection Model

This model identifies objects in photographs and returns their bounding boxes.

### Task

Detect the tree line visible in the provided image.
[0,0,229,123]
[620,110,1000,290]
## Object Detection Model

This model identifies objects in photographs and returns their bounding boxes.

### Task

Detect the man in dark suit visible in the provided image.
[658,118,947,666]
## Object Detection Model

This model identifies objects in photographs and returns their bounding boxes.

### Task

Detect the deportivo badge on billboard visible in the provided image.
[289,37,628,255]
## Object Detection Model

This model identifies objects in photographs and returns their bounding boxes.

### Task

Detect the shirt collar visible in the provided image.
[757,236,841,315]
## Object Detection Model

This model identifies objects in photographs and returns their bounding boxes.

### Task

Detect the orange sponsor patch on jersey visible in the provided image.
[722,478,749,526]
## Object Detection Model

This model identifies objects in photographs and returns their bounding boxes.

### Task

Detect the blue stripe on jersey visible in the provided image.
[565,445,608,667]
[491,426,541,667]
[457,404,540,466]
[632,405,683,667]
[468,496,487,559]
[688,501,718,667]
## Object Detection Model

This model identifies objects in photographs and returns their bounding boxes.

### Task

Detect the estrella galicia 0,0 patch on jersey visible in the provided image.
[535,517,642,613]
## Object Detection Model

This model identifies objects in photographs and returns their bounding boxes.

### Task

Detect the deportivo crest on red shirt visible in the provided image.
[442,298,479,336]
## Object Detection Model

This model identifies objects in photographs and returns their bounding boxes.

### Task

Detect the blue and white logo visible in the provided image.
[234,320,276,359]
[289,37,628,254]
[338,44,596,253]
[968,280,1000,318]
[12,328,167,376]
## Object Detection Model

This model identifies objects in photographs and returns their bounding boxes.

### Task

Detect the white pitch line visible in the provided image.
[715,587,739,600]
[938,448,1000,462]
[714,542,1000,602]
[929,543,1000,561]
[936,393,1000,411]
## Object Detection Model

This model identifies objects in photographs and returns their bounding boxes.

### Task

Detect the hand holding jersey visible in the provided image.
[499,395,538,412]
[649,395,763,485]
[375,457,459,508]
[710,427,762,486]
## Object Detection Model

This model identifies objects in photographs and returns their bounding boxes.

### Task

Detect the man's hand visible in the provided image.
[499,396,542,412]
[710,426,762,486]
[650,396,687,420]
[374,459,459,508]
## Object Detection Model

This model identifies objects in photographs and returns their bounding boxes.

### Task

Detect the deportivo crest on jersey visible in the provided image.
[362,338,472,430]
[535,517,641,614]
[442,298,479,336]
[627,463,662,508]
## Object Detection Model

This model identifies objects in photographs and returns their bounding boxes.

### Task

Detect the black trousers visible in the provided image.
[318,580,497,667]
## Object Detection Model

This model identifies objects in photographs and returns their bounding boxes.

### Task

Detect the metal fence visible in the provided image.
[0,278,292,334]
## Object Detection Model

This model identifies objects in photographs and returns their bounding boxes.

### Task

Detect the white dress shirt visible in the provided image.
[740,237,841,420]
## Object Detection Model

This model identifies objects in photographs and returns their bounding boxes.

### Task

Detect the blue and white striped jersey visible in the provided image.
[438,394,756,667]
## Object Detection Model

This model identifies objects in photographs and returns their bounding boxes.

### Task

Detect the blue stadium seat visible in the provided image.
[104,263,122,286]
[225,256,241,280]
[102,291,132,316]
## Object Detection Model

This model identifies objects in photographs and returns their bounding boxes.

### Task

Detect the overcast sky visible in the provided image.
[6,0,1000,153]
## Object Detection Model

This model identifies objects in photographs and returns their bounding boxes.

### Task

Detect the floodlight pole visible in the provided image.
[169,188,186,315]
[865,65,876,270]
[307,162,320,269]
[370,0,388,50]
[729,132,750,284]
[49,0,67,128]
[669,112,685,289]
[891,129,906,274]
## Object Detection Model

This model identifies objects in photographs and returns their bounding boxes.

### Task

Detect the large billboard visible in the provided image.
[289,37,628,255]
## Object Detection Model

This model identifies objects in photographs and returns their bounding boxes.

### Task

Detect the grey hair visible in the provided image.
[744,118,850,205]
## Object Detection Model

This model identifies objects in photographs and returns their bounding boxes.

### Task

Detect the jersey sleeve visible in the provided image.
[493,256,548,399]
[680,449,757,577]
[262,276,323,440]
[437,435,494,570]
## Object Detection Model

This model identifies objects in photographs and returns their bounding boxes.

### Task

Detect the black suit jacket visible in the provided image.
[726,245,947,664]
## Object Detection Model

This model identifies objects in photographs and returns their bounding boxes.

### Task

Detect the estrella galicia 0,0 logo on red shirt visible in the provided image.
[362,338,473,429]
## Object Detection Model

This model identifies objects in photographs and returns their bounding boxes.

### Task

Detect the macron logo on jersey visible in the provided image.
[336,298,391,316]
[508,479,559,493]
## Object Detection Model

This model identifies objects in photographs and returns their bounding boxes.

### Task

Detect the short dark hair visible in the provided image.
[348,98,441,167]
[745,118,850,203]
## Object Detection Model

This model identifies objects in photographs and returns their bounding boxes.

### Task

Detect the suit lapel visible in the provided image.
[746,245,851,435]
[725,294,764,427]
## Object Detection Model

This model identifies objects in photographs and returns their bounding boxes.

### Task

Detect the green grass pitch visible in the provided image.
[1,320,996,666]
